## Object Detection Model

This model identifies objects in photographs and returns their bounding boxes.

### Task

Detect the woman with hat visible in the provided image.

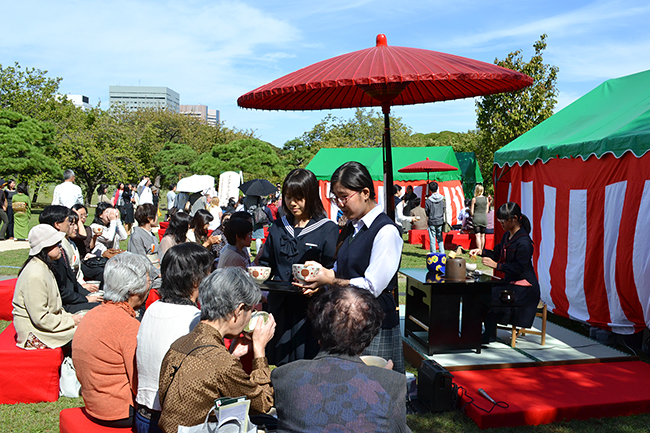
[12,224,83,349]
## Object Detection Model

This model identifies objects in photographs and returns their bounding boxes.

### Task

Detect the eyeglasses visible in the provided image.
[329,190,358,206]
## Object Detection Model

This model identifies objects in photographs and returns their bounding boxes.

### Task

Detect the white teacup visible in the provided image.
[466,263,477,272]
[292,264,320,281]
[248,266,271,283]
[243,311,269,335]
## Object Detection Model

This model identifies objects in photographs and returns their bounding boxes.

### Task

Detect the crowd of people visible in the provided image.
[8,161,539,432]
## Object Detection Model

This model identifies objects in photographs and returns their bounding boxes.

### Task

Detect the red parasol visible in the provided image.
[238,34,533,218]
[398,157,458,183]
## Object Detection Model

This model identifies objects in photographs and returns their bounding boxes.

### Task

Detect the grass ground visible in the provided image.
[2,191,650,432]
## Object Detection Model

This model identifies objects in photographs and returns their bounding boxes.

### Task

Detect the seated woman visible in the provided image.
[187,209,221,250]
[272,285,410,433]
[158,267,276,433]
[70,203,104,283]
[470,202,540,343]
[159,211,191,262]
[90,202,128,257]
[128,203,161,287]
[12,224,83,349]
[72,253,151,428]
[39,205,101,313]
[135,243,212,433]
[216,216,253,269]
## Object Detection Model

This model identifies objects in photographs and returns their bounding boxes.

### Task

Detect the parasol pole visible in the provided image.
[382,103,395,221]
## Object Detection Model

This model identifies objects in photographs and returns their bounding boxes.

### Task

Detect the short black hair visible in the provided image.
[428,182,439,193]
[224,217,252,245]
[135,203,157,225]
[16,182,28,195]
[93,202,115,225]
[331,161,376,201]
[39,205,70,226]
[281,168,325,219]
[308,285,384,356]
[393,184,402,194]
[160,243,212,303]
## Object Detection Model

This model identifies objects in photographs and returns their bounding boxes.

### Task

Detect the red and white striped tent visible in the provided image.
[305,146,465,225]
[493,70,650,334]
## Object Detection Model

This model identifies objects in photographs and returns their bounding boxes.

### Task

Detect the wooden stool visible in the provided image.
[498,300,547,348]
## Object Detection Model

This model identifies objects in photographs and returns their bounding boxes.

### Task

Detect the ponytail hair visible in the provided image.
[496,202,531,234]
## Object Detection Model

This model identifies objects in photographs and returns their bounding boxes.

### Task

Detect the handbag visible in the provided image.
[59,357,81,398]
[442,222,452,233]
[177,400,256,433]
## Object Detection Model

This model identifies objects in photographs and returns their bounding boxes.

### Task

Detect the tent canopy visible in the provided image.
[306,146,461,182]
[455,152,484,198]
[495,69,650,167]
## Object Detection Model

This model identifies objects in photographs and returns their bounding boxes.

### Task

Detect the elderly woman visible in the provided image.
[72,252,151,428]
[12,224,83,349]
[135,243,213,433]
[272,286,411,433]
[158,267,276,433]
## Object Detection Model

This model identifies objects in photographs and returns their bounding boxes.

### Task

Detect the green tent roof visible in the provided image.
[495,69,650,167]
[455,152,484,198]
[306,147,461,182]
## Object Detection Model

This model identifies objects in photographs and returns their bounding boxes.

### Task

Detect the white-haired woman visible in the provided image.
[72,252,151,428]
[12,224,83,349]
[159,267,276,433]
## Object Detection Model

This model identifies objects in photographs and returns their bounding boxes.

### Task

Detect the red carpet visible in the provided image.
[453,361,650,429]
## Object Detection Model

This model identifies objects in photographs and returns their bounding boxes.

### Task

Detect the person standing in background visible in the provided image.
[97,184,111,204]
[138,177,153,205]
[12,182,31,241]
[470,184,491,252]
[166,184,176,213]
[5,179,16,240]
[52,169,83,208]
[0,179,8,240]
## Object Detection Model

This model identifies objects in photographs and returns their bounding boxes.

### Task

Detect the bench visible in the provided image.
[59,407,134,432]
[408,229,494,251]
[0,322,64,404]
[0,278,17,321]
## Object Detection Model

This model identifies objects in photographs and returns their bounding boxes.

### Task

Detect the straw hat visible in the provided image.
[28,224,66,256]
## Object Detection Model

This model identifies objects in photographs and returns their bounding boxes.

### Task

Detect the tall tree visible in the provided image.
[152,143,199,186]
[57,107,145,205]
[475,34,559,189]
[192,138,287,183]
[0,62,71,121]
[0,110,62,186]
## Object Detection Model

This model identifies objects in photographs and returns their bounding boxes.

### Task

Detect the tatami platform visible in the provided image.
[399,307,633,371]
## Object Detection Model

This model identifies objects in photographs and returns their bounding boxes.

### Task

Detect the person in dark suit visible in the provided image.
[271,285,411,433]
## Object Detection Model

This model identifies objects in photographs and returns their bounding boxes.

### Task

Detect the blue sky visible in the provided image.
[2,0,649,147]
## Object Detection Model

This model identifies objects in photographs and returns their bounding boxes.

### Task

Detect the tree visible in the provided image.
[0,110,62,187]
[0,62,71,121]
[475,34,559,189]
[410,130,479,153]
[192,138,287,183]
[152,143,199,186]
[57,107,146,205]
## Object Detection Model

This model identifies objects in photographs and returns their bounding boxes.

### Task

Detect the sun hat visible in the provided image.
[28,224,66,256]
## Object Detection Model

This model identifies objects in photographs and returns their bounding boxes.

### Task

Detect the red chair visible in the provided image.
[0,278,17,321]
[59,407,134,433]
[0,322,63,404]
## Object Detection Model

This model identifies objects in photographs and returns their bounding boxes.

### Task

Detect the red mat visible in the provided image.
[453,361,650,429]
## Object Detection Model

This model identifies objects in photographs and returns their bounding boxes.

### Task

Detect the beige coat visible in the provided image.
[12,258,76,349]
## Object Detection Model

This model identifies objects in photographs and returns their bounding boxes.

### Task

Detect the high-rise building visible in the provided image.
[207,109,220,127]
[180,104,220,127]
[109,86,180,112]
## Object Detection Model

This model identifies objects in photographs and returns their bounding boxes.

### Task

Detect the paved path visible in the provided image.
[0,240,29,252]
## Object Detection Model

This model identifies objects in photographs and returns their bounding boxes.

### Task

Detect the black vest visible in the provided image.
[337,212,399,329]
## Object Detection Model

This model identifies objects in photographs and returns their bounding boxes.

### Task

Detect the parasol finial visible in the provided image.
[376,34,387,47]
